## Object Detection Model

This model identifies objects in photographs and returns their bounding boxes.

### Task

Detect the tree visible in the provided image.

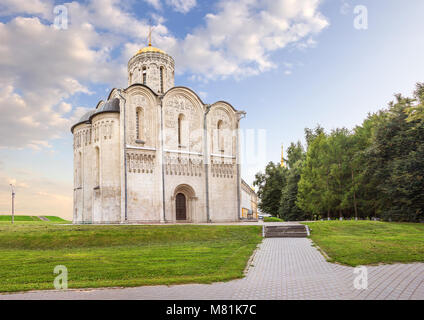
[351,112,386,219]
[304,124,325,147]
[327,128,352,219]
[297,131,329,218]
[405,83,424,122]
[253,161,287,216]
[285,141,304,168]
[279,142,307,221]
[256,83,424,223]
[367,89,424,221]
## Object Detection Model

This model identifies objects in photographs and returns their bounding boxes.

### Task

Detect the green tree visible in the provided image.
[257,83,424,223]
[351,112,386,219]
[405,83,424,122]
[253,162,287,216]
[367,88,424,221]
[279,142,307,221]
[297,131,329,217]
[327,128,352,219]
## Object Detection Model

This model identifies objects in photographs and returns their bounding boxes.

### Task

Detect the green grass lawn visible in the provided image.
[0,215,39,222]
[0,215,70,223]
[263,217,284,222]
[42,216,70,222]
[304,220,424,266]
[0,222,262,292]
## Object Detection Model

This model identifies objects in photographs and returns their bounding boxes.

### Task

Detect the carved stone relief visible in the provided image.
[165,153,203,177]
[127,151,155,174]
[164,94,202,151]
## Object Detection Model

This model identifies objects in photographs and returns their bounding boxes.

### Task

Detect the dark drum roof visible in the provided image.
[71,98,120,132]
[92,98,120,117]
[79,109,95,123]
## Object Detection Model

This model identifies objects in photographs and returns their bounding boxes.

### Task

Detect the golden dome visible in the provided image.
[136,44,166,55]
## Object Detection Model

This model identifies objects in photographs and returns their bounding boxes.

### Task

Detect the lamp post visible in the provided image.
[10,184,15,224]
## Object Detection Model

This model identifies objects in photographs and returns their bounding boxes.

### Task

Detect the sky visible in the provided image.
[0,0,423,219]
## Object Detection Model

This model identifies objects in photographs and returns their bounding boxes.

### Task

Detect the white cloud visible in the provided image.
[0,0,54,19]
[296,36,317,49]
[0,15,121,149]
[0,83,81,149]
[169,0,329,79]
[166,0,197,13]
[67,0,169,40]
[144,0,162,11]
[0,0,328,150]
[143,0,197,13]
[58,102,72,114]
[0,0,171,149]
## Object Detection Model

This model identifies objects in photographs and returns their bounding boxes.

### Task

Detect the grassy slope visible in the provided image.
[0,215,38,221]
[304,220,424,266]
[42,216,70,222]
[0,223,262,292]
[0,215,70,223]
[263,217,284,222]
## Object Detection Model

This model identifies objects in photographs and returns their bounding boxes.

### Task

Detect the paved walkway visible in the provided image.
[1,238,423,300]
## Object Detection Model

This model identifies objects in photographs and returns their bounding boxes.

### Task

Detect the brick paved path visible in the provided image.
[1,238,423,300]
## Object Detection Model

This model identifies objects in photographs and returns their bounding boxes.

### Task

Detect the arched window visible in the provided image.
[178,113,184,147]
[142,67,147,85]
[95,147,100,187]
[217,120,224,152]
[129,72,133,84]
[160,66,164,93]
[136,107,144,141]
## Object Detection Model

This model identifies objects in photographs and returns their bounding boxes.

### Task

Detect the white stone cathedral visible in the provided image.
[71,43,257,224]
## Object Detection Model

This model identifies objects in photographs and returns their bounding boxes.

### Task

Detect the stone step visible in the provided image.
[265,228,306,232]
[265,231,307,235]
[264,224,308,238]
[265,232,307,238]
[265,225,305,231]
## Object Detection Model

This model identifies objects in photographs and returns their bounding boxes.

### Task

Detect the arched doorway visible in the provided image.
[173,184,197,222]
[175,193,187,220]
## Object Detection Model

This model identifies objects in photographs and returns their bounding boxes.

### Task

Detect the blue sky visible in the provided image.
[0,0,423,218]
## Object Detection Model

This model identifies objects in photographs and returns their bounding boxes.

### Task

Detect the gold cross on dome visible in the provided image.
[148,25,154,47]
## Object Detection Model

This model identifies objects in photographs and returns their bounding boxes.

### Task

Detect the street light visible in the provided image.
[10,184,15,224]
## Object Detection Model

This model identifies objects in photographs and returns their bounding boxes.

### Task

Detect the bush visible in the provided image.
[263,217,284,222]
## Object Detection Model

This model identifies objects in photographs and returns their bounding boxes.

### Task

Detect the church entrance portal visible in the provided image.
[176,193,187,220]
[173,184,196,222]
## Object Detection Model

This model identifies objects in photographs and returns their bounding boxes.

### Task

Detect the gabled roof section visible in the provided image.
[88,98,120,121]
[211,100,238,112]
[70,109,95,133]
[164,86,206,106]
[124,83,159,97]
[70,97,120,133]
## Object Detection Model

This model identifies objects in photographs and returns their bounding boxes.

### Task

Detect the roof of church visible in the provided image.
[78,109,96,124]
[71,85,242,133]
[94,98,120,116]
[71,98,120,132]
[135,44,166,55]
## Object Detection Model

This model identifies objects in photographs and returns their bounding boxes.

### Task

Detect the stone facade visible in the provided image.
[241,179,258,219]
[71,45,251,224]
